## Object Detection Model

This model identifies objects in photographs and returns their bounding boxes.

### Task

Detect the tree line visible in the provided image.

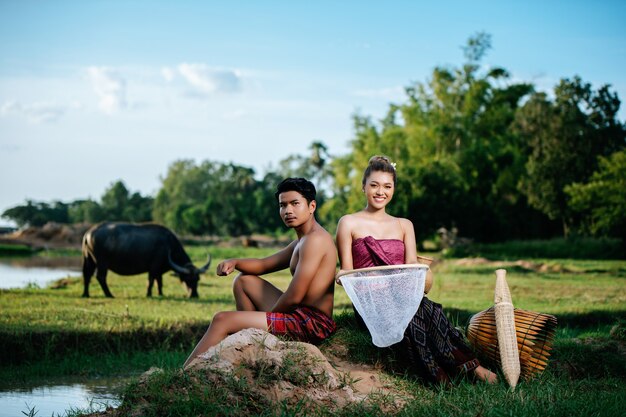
[3,34,625,242]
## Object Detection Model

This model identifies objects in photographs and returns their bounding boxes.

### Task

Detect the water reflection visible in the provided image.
[0,377,125,417]
[0,257,81,289]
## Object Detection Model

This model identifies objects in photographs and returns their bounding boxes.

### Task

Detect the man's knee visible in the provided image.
[211,311,230,328]
[232,273,257,293]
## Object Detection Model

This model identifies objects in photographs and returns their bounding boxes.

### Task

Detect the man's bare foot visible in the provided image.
[474,365,498,384]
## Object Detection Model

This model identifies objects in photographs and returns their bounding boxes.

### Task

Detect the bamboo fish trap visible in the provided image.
[493,269,520,388]
[467,305,558,381]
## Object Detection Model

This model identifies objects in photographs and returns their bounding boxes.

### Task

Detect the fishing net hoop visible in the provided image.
[336,263,430,279]
[337,264,429,347]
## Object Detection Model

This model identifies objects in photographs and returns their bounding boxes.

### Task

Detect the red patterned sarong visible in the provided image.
[266,306,336,345]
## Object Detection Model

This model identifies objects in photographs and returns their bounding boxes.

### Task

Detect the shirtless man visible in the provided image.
[183,178,337,368]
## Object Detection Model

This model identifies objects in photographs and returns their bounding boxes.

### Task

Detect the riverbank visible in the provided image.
[2,246,625,416]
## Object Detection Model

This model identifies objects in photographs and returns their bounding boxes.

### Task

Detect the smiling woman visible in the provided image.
[336,155,498,384]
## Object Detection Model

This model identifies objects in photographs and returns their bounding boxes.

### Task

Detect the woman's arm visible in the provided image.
[336,215,354,271]
[401,218,419,264]
[401,218,434,291]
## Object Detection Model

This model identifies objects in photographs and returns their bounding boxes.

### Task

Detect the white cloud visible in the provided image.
[1,100,68,124]
[221,109,247,120]
[87,67,127,113]
[177,63,241,95]
[161,67,175,82]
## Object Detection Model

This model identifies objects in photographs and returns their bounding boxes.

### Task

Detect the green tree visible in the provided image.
[154,160,268,236]
[324,33,540,242]
[97,180,153,223]
[515,77,626,236]
[124,192,154,222]
[565,150,626,238]
[100,180,130,221]
[68,199,105,223]
[153,160,216,234]
[2,200,70,227]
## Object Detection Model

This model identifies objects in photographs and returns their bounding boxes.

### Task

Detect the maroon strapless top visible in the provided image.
[351,236,405,268]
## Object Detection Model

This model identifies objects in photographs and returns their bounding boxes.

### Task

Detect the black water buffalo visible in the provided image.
[82,222,211,298]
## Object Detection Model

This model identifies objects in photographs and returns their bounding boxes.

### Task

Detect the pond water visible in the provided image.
[0,376,126,417]
[1,257,127,416]
[0,257,81,289]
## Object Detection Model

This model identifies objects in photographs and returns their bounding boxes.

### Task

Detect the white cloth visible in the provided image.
[340,266,427,347]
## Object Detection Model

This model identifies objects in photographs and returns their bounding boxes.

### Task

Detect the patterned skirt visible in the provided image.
[390,297,480,384]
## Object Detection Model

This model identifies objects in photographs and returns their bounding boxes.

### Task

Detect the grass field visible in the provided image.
[1,244,625,416]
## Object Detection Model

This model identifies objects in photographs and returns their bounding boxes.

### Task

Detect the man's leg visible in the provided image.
[183,310,268,368]
[232,274,283,311]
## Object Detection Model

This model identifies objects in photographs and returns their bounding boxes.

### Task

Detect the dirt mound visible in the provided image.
[452,258,575,273]
[2,222,90,250]
[189,329,408,409]
[94,329,410,416]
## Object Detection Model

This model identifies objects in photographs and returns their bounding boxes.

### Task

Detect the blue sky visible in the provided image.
[1,1,625,225]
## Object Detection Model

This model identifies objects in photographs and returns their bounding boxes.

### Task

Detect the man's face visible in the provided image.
[278,191,315,228]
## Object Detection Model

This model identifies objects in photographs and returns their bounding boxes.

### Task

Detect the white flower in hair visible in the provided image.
[391,162,397,169]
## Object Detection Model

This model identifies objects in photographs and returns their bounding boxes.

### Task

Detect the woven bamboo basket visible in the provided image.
[467,306,558,380]
[416,255,434,294]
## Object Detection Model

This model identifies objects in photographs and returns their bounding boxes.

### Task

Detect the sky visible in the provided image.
[1,1,625,226]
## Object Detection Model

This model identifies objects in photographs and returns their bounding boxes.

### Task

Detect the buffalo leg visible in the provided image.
[82,256,97,298]
[96,268,114,298]
[147,275,155,297]
[156,275,164,296]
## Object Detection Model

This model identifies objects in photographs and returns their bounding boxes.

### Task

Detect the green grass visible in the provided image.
[0,243,36,256]
[445,237,625,260]
[2,245,626,416]
[0,246,292,366]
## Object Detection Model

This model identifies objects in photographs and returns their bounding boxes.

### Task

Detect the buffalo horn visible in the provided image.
[168,251,191,275]
[197,254,212,273]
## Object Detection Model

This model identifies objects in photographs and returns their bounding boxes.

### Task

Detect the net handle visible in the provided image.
[336,263,430,280]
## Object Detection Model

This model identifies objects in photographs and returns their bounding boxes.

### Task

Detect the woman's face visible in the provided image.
[363,170,395,210]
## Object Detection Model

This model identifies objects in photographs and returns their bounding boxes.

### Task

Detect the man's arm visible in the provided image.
[216,240,297,276]
[270,234,326,313]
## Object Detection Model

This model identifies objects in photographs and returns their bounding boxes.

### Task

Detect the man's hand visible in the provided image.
[216,259,238,276]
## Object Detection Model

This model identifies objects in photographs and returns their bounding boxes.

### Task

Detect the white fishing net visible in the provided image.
[339,265,428,347]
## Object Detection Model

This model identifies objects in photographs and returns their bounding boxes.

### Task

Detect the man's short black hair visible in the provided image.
[275,178,316,204]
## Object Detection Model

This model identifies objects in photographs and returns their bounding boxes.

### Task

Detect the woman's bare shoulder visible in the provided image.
[337,213,362,228]
[398,217,414,228]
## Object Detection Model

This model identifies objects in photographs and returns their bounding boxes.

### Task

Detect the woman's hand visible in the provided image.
[335,270,346,286]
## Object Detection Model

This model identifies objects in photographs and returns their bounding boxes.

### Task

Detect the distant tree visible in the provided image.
[97,180,153,223]
[153,160,216,234]
[125,192,154,223]
[515,77,626,236]
[253,171,285,234]
[100,181,130,221]
[205,163,259,236]
[154,160,266,236]
[275,141,332,192]
[2,200,69,227]
[565,150,626,238]
[68,199,105,223]
[3,181,153,227]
